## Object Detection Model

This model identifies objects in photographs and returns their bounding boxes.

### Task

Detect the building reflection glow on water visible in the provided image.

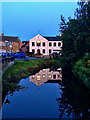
[2,68,88,119]
[30,68,62,86]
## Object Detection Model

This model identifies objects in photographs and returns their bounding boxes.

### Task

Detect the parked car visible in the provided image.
[14,52,25,58]
[2,52,15,58]
[52,52,58,58]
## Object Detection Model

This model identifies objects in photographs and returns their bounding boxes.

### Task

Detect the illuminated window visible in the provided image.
[37,74,41,80]
[37,40,41,46]
[32,75,35,79]
[43,69,45,72]
[42,74,45,78]
[49,74,52,78]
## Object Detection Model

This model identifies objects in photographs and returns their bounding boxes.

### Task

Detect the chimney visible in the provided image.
[1,33,4,36]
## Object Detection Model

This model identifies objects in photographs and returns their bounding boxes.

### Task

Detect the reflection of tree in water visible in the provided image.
[56,69,89,119]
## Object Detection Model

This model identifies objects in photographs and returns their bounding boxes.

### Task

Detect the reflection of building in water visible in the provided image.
[30,68,62,86]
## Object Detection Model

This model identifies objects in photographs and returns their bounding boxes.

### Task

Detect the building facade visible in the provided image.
[30,68,62,86]
[0,33,21,53]
[29,34,62,56]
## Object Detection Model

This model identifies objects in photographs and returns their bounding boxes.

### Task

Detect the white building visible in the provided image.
[30,68,62,86]
[29,34,62,56]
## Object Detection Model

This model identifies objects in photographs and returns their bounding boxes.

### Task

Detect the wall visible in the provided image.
[29,34,62,56]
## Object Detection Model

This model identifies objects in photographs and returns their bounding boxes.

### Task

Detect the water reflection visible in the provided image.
[56,70,90,119]
[30,68,62,86]
[2,68,89,119]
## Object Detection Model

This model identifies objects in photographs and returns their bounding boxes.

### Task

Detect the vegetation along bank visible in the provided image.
[2,58,56,101]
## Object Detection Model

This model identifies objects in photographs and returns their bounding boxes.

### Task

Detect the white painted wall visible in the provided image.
[29,34,62,56]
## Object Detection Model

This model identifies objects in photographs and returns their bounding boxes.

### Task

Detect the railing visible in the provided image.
[0,57,15,67]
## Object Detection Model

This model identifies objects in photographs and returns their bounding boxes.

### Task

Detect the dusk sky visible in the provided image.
[2,2,78,41]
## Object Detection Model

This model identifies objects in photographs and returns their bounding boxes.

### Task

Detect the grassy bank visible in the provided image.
[73,54,90,89]
[2,58,56,100]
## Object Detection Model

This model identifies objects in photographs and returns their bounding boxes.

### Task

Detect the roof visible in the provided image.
[21,41,29,48]
[0,36,19,42]
[44,36,61,41]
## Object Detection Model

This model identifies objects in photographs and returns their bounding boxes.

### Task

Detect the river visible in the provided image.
[2,68,89,119]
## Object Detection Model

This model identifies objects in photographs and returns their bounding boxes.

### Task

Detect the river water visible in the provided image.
[2,68,89,119]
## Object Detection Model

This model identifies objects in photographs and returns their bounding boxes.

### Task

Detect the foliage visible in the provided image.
[73,54,90,88]
[57,1,90,69]
[2,58,56,100]
[55,1,90,88]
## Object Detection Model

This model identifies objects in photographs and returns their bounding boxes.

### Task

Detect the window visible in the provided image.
[43,42,45,46]
[54,42,56,46]
[37,40,41,46]
[37,74,41,81]
[32,42,35,46]
[42,74,45,78]
[32,49,35,54]
[43,49,45,53]
[49,74,52,78]
[58,74,60,78]
[49,49,51,54]
[53,75,56,79]
[58,42,61,46]
[49,42,52,46]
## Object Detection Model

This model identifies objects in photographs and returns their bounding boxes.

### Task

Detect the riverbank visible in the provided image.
[2,58,56,101]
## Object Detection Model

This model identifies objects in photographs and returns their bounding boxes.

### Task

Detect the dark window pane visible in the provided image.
[53,75,56,79]
[58,42,61,46]
[43,42,45,46]
[49,42,52,46]
[32,42,35,46]
[43,49,45,53]
[32,49,35,54]
[54,42,56,46]
[49,49,51,53]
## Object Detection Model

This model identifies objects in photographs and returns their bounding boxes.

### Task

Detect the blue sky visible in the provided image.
[2,2,78,41]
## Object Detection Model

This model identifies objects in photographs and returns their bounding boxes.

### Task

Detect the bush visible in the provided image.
[73,54,90,88]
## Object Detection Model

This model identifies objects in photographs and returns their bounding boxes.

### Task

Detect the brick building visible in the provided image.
[0,33,21,53]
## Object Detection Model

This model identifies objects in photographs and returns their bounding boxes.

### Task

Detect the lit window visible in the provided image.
[32,75,35,79]
[43,69,45,72]
[42,74,45,78]
[49,74,52,78]
[37,40,41,46]
[37,74,41,81]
